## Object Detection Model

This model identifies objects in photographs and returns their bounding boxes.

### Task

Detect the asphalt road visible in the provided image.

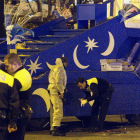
[25,115,140,140]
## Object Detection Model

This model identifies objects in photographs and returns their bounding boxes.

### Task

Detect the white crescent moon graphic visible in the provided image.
[32,88,50,112]
[73,45,90,69]
[101,31,115,56]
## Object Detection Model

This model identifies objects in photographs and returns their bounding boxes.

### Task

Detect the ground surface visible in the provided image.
[25,115,140,140]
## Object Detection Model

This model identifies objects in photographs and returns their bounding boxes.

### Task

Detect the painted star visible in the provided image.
[84,37,99,53]
[26,56,42,75]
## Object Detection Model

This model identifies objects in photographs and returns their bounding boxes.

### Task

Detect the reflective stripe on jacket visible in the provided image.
[85,77,98,92]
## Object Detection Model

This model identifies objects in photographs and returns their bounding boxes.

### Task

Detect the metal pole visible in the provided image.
[0,0,6,38]
[36,0,43,21]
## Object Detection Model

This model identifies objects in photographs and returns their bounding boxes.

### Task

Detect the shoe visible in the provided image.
[129,121,138,125]
[88,127,95,132]
[52,131,66,136]
[93,127,102,132]
[51,126,66,136]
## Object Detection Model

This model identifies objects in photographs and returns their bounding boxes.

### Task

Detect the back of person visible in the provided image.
[0,69,18,110]
[0,69,19,140]
[48,64,62,90]
[48,58,67,93]
[97,78,109,92]
[13,68,32,106]
[96,78,112,99]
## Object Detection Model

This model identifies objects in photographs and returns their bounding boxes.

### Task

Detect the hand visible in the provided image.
[64,89,68,93]
[8,124,17,133]
[59,93,64,99]
[81,99,87,107]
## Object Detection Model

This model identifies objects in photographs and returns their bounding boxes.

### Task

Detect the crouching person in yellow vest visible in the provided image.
[76,77,114,132]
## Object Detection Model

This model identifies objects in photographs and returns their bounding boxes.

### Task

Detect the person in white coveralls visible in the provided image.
[47,57,68,136]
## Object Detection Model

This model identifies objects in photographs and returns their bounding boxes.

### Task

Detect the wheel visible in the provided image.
[125,114,140,125]
[76,116,91,127]
[27,118,50,131]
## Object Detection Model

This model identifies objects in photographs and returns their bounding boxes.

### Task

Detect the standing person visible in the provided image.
[76,77,114,132]
[0,61,19,140]
[4,53,32,140]
[47,57,68,136]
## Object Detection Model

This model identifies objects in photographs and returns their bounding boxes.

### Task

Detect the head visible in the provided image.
[61,57,68,69]
[4,53,22,75]
[76,77,87,90]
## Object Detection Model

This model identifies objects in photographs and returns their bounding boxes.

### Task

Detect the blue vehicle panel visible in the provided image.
[0,2,140,120]
[23,16,140,118]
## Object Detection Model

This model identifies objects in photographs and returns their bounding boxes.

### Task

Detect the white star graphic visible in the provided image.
[84,37,99,53]
[26,56,42,75]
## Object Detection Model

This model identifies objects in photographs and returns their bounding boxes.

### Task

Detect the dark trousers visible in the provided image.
[90,94,112,128]
[0,110,8,140]
[0,118,7,140]
[0,130,7,140]
[7,115,31,140]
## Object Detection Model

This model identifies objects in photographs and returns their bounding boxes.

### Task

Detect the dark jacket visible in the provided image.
[84,77,112,102]
[0,69,19,126]
[13,66,32,107]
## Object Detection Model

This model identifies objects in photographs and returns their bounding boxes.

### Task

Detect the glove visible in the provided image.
[8,124,17,133]
[81,99,87,107]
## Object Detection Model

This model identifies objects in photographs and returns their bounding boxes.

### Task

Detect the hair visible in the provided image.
[4,53,22,65]
[61,57,68,63]
[76,77,86,85]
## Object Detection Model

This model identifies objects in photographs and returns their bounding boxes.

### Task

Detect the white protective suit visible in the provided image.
[48,58,67,128]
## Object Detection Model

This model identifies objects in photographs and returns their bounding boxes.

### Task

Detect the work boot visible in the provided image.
[93,127,102,132]
[52,126,66,136]
[88,126,102,132]
[87,127,95,132]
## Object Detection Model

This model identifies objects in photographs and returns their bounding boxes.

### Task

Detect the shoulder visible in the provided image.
[14,68,32,81]
[53,65,64,71]
[15,68,30,76]
[0,70,14,87]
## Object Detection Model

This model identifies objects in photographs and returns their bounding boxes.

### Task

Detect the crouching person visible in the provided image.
[76,77,114,132]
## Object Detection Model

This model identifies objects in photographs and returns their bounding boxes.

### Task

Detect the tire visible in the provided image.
[76,116,91,127]
[125,114,140,125]
[27,118,50,131]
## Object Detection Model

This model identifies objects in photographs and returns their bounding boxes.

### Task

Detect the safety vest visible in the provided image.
[85,77,98,92]
[0,69,14,87]
[14,68,32,91]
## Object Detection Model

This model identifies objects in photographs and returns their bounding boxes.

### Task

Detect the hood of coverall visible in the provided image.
[47,58,63,70]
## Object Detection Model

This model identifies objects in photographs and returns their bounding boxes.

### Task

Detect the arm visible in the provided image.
[86,83,99,102]
[55,66,66,94]
[14,78,22,91]
[8,79,20,132]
